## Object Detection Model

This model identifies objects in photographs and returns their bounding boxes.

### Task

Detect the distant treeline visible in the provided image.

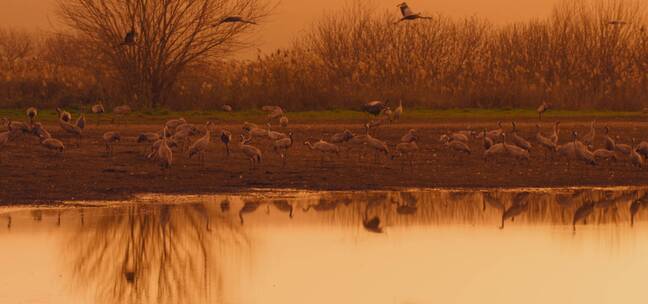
[1,0,647,111]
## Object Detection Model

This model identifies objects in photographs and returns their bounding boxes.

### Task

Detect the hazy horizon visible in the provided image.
[1,0,558,57]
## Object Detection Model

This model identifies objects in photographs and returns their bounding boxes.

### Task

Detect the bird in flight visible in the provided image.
[607,20,627,26]
[121,27,137,46]
[396,2,432,23]
[216,16,257,26]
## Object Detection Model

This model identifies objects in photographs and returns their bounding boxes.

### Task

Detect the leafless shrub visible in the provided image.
[1,0,647,111]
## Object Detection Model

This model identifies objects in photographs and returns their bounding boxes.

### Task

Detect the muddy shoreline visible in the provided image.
[2,120,648,204]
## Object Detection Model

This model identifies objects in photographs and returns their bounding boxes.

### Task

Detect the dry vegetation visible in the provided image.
[1,0,648,111]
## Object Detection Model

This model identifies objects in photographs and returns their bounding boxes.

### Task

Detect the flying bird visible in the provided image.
[396,2,432,23]
[217,16,257,26]
[607,20,627,26]
[121,27,137,46]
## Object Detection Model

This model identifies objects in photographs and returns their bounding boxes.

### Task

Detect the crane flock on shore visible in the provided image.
[3,98,648,172]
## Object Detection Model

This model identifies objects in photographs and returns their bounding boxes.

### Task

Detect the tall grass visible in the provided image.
[1,0,648,111]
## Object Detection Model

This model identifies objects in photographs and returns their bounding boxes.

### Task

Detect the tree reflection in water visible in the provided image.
[67,203,248,304]
[57,188,648,303]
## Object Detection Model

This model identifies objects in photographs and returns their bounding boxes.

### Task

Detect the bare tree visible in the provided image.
[56,0,271,108]
[0,28,33,63]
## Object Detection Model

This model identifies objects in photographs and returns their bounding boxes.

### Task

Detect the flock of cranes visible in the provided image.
[4,98,648,174]
[436,116,648,170]
[1,103,131,159]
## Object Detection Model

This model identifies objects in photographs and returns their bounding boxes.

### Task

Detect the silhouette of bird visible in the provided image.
[91,103,105,125]
[400,129,417,143]
[482,192,504,211]
[102,131,121,157]
[41,137,65,154]
[56,108,72,122]
[303,198,340,212]
[362,204,383,233]
[263,106,285,123]
[396,2,432,23]
[239,200,262,224]
[220,199,230,212]
[121,27,137,46]
[270,200,294,219]
[220,129,232,156]
[362,100,388,116]
[76,113,86,130]
[607,20,627,26]
[26,107,37,125]
[537,101,551,121]
[239,134,262,169]
[217,16,257,25]
[392,100,403,121]
[500,201,529,229]
[30,122,51,140]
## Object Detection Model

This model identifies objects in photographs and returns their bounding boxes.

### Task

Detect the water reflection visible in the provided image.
[1,187,648,304]
[66,203,248,304]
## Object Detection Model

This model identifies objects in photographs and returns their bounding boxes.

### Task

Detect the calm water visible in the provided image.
[1,188,648,304]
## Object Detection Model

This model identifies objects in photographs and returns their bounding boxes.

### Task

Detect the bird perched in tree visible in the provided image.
[396,2,432,23]
[217,16,257,25]
[121,27,137,46]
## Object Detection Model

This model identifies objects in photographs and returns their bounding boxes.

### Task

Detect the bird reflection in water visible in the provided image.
[220,199,230,213]
[500,201,529,229]
[573,201,596,232]
[303,197,343,212]
[498,192,531,229]
[269,200,293,218]
[392,192,418,215]
[363,203,383,233]
[239,200,263,224]
[482,191,504,211]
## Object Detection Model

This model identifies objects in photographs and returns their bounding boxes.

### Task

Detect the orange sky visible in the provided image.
[0,0,559,54]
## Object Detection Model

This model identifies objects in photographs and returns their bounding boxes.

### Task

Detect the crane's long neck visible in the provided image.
[305,141,314,150]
